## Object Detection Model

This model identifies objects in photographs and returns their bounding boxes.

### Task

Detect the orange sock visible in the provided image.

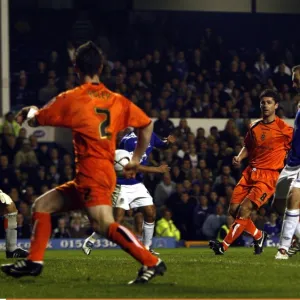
[28,212,51,262]
[223,218,248,251]
[244,219,262,240]
[107,222,158,267]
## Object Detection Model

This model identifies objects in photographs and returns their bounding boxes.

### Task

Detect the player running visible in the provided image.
[82,131,174,256]
[1,41,166,284]
[209,89,293,255]
[0,190,28,258]
[273,65,300,259]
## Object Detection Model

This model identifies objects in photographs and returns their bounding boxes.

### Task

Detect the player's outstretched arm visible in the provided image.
[165,135,176,144]
[15,106,40,127]
[132,121,153,163]
[153,133,176,149]
[137,164,170,174]
[123,164,169,179]
[233,146,248,167]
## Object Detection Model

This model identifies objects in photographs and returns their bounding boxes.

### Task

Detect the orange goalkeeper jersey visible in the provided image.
[244,117,293,171]
[35,82,151,188]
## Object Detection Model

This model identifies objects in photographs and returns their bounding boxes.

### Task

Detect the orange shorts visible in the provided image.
[56,180,112,209]
[231,166,280,208]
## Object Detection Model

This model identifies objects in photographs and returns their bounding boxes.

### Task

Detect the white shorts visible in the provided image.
[112,183,153,210]
[274,165,300,199]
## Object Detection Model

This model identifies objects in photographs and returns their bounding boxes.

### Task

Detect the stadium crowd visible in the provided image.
[3,11,294,242]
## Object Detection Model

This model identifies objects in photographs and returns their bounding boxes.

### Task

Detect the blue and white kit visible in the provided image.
[112,131,167,210]
[275,110,300,199]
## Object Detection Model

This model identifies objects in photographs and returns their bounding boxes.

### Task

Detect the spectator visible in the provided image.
[174,51,188,81]
[206,142,222,172]
[49,148,60,168]
[48,51,60,74]
[47,165,60,184]
[155,208,181,241]
[154,173,176,212]
[9,187,21,210]
[18,201,31,224]
[36,144,51,167]
[69,214,88,238]
[12,75,32,107]
[165,183,184,212]
[17,213,31,238]
[148,50,164,85]
[23,185,35,204]
[279,92,296,118]
[189,168,201,184]
[0,155,17,192]
[38,77,59,104]
[202,204,226,240]
[172,191,197,240]
[263,212,281,237]
[274,61,291,76]
[193,195,213,239]
[15,128,27,151]
[60,153,74,170]
[3,134,17,165]
[14,138,39,169]
[181,159,192,179]
[214,165,236,186]
[52,218,71,238]
[256,207,269,230]
[29,134,39,151]
[191,96,204,118]
[254,53,271,84]
[273,63,291,89]
[60,165,74,183]
[0,112,20,137]
[177,141,190,159]
[154,110,175,138]
[175,119,191,142]
[219,120,240,148]
[170,166,185,183]
[33,61,48,88]
[34,167,49,193]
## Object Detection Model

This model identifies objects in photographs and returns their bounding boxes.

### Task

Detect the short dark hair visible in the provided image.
[292,65,300,73]
[259,89,280,103]
[75,41,103,77]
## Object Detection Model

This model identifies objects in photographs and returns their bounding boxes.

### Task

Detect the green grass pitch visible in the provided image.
[0,248,299,298]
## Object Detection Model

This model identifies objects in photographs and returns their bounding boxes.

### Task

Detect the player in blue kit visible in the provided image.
[82,129,175,255]
[273,65,300,259]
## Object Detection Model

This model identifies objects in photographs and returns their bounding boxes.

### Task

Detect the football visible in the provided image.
[114,149,132,177]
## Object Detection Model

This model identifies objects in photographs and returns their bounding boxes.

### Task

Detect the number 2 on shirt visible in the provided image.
[95,108,111,139]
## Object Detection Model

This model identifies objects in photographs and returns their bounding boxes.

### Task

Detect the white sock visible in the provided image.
[279,209,300,251]
[90,232,101,243]
[294,222,300,239]
[33,261,44,264]
[4,212,17,252]
[142,221,155,249]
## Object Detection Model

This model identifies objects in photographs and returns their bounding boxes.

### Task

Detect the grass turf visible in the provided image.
[0,247,298,298]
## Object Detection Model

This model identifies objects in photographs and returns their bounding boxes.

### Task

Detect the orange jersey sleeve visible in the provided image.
[116,95,151,131]
[246,117,293,170]
[35,91,75,128]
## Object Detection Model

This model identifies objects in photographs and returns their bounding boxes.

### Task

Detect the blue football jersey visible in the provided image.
[117,131,167,185]
[287,110,300,167]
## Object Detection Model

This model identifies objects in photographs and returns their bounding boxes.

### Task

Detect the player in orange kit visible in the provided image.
[209,89,293,255]
[1,41,166,284]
